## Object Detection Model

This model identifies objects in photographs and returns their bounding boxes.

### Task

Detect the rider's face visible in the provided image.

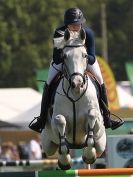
[68,24,81,32]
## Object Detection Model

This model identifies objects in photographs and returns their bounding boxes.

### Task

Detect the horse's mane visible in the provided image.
[66,31,85,46]
[54,31,85,49]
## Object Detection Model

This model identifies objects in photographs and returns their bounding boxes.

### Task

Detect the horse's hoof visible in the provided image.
[82,147,96,164]
[82,155,96,164]
[58,160,71,170]
[58,153,72,170]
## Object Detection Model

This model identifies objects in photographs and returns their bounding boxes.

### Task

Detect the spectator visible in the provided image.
[0,141,20,160]
[29,134,42,160]
[18,141,30,160]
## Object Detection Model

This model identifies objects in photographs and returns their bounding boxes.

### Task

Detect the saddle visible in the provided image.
[86,72,101,99]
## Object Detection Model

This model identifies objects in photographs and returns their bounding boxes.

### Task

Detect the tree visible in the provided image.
[107,0,133,80]
[0,0,133,88]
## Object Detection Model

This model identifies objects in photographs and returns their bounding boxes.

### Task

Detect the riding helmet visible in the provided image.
[64,8,86,25]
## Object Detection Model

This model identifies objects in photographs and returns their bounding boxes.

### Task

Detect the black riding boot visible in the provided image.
[101,83,124,130]
[29,83,50,133]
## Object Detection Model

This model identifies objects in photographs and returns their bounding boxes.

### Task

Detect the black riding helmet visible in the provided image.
[64,8,86,25]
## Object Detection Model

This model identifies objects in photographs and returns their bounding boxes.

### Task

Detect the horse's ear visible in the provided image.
[80,28,86,41]
[64,29,70,41]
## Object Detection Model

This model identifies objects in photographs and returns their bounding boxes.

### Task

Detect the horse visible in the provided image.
[41,29,106,170]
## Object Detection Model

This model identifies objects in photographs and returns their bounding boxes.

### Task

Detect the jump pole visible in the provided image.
[0,159,58,167]
[37,168,133,177]
[78,168,133,176]
[0,168,133,177]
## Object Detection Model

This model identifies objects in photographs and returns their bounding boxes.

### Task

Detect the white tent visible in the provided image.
[116,81,133,108]
[12,103,41,128]
[0,88,41,128]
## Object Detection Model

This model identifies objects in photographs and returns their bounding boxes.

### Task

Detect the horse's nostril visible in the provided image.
[81,82,84,88]
[71,82,76,88]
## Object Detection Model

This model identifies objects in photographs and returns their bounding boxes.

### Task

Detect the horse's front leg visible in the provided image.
[51,114,72,170]
[82,108,97,164]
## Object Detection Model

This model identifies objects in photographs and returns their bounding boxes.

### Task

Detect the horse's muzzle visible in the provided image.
[71,80,84,89]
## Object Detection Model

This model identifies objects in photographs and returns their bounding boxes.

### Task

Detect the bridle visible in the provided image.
[62,44,88,85]
[61,44,88,102]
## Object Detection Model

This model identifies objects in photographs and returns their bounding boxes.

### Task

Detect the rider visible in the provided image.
[29,7,124,133]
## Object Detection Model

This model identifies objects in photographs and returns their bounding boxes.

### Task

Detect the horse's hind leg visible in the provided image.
[51,114,72,170]
[82,109,97,164]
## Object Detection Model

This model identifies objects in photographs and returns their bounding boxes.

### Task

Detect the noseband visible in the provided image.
[68,72,86,88]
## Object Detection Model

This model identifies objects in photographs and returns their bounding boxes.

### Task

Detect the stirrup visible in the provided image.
[29,116,43,133]
[110,113,124,130]
[29,116,40,126]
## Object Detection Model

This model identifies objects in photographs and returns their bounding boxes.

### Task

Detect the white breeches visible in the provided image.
[47,61,62,85]
[47,59,103,85]
[87,60,103,85]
